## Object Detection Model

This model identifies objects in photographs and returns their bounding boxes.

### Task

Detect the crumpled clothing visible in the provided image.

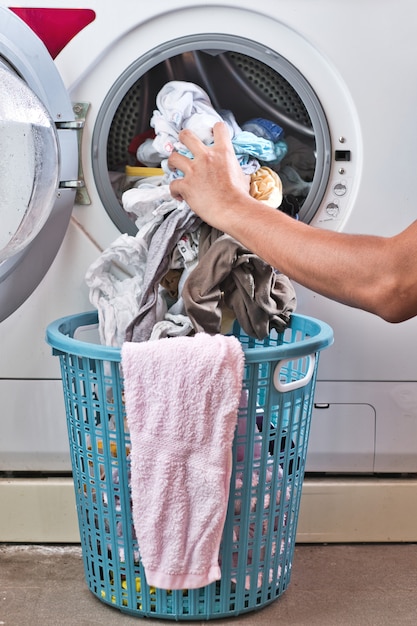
[136,138,164,168]
[137,81,233,169]
[218,108,242,136]
[228,455,291,590]
[250,166,283,208]
[168,141,259,179]
[125,204,201,343]
[230,395,292,591]
[280,194,300,218]
[170,130,283,168]
[86,206,200,347]
[138,81,288,180]
[128,128,156,165]
[234,463,289,517]
[231,131,287,163]
[149,313,194,340]
[242,117,285,142]
[90,80,296,346]
[279,164,312,197]
[236,389,263,463]
[85,234,152,347]
[160,268,183,299]
[122,180,176,231]
[152,80,230,154]
[182,228,297,340]
[173,230,201,274]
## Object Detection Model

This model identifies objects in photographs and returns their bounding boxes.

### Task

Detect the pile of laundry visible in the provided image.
[86,80,297,347]
[82,81,299,600]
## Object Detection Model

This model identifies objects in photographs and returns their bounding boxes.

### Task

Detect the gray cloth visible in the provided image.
[182,228,297,340]
[125,205,201,342]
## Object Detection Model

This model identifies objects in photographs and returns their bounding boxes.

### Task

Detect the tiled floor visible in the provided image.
[1,543,417,625]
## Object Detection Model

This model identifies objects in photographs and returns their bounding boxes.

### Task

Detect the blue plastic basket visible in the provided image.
[46,311,333,620]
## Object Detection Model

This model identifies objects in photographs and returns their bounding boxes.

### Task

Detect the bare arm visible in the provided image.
[168,122,417,323]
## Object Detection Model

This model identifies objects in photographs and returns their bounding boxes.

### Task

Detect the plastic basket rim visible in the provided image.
[45,310,333,362]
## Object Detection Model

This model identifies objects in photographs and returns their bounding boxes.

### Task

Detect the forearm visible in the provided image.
[168,124,417,322]
[221,198,414,322]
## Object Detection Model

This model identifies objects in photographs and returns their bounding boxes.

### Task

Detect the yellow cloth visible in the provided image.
[250,166,283,208]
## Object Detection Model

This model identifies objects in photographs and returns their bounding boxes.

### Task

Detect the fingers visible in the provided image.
[168,121,231,171]
[178,121,231,152]
[168,121,233,201]
[176,127,207,155]
[212,121,233,148]
[167,149,189,174]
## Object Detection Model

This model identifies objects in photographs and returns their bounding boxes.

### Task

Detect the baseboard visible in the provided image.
[1,476,416,543]
[297,476,417,542]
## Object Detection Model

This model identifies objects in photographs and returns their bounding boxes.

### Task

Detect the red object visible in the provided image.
[128,129,156,155]
[128,129,156,165]
[9,7,96,58]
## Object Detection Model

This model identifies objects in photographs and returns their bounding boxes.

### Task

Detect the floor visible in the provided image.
[1,543,417,625]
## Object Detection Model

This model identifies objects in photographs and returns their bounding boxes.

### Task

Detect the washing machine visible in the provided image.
[1,1,417,542]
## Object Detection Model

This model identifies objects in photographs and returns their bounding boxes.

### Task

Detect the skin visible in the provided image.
[168,122,417,324]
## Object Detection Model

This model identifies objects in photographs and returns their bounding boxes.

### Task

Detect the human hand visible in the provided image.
[168,122,250,230]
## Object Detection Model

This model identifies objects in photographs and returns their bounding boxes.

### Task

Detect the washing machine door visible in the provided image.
[0,7,79,322]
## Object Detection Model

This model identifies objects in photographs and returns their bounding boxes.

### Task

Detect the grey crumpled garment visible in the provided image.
[125,204,201,343]
[182,227,297,340]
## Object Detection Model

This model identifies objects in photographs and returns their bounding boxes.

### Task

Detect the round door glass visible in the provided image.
[0,64,59,263]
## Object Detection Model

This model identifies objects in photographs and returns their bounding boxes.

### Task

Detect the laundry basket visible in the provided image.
[46,311,333,620]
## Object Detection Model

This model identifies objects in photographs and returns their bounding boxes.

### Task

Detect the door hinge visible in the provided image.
[56,102,91,205]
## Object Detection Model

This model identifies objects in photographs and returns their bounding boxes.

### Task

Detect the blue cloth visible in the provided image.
[242,117,285,142]
[233,131,288,164]
[171,130,287,179]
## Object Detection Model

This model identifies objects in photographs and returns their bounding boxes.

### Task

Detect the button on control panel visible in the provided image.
[325,201,339,218]
[333,182,347,196]
[312,141,354,230]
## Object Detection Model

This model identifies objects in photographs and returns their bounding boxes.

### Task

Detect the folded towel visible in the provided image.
[121,332,244,590]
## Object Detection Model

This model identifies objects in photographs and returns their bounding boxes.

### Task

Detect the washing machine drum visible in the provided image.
[107,51,314,170]
[96,47,329,235]
[0,64,59,264]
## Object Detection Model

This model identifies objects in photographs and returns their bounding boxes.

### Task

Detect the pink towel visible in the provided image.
[121,333,244,590]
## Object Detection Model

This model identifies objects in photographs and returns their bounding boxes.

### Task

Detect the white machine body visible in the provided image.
[1,0,417,477]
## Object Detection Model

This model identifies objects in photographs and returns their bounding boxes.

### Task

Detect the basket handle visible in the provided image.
[273,353,316,392]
